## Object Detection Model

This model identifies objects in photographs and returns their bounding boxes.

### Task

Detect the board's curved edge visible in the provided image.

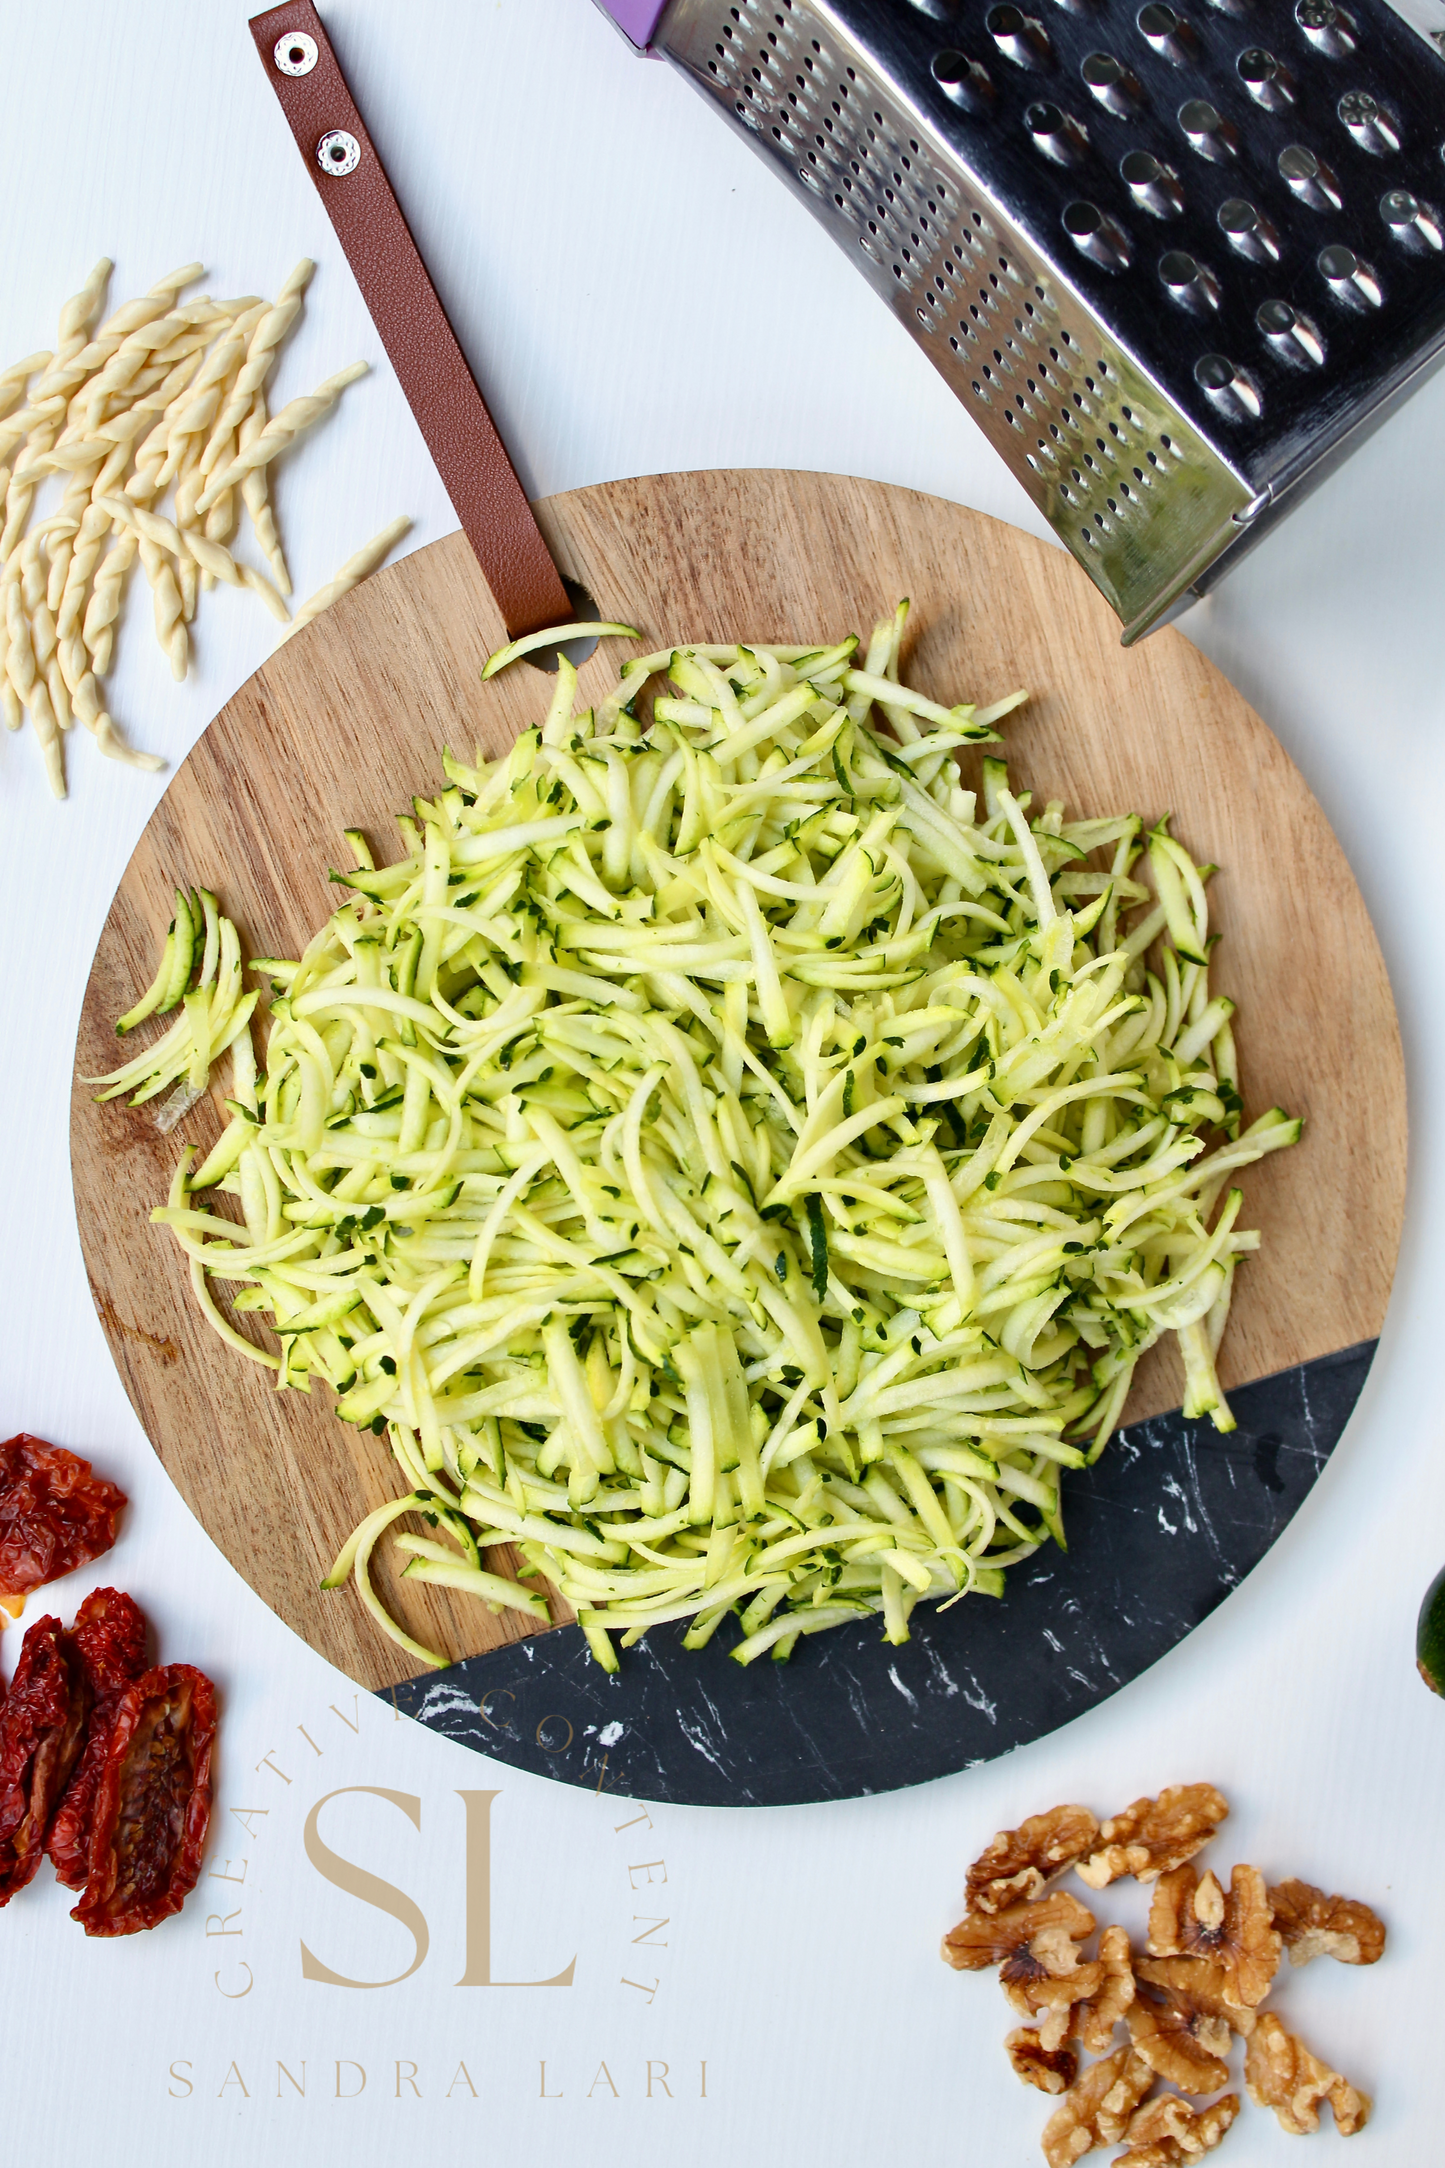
[384,1340,1376,1807]
[68,479,1405,1702]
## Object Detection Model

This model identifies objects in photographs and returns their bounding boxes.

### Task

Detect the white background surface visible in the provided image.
[4,2,1443,2161]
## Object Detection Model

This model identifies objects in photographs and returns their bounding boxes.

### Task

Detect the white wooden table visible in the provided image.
[4,3,1440,2160]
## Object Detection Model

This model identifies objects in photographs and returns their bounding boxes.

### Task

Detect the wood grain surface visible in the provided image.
[70,471,1406,1691]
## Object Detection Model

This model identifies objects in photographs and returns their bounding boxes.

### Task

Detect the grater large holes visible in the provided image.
[1318,242,1382,306]
[933,49,995,110]
[1279,142,1343,208]
[1179,100,1238,161]
[1257,296,1326,365]
[1219,195,1281,260]
[1064,200,1133,269]
[1122,148,1184,216]
[1382,187,1444,250]
[1295,0,1356,57]
[1160,249,1221,308]
[1338,91,1401,156]
[1027,100,1089,165]
[1195,353,1263,417]
[987,5,1054,69]
[1082,49,1144,114]
[1238,48,1294,110]
[1138,4,1196,65]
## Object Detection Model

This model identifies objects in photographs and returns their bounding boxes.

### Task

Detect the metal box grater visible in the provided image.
[599,0,1445,640]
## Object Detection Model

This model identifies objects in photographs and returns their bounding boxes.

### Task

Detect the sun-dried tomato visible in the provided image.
[71,1664,216,1937]
[0,1435,127,1598]
[0,1614,91,1903]
[47,1589,149,1890]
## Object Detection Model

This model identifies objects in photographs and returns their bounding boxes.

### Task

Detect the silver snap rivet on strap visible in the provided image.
[274,31,318,75]
[316,130,361,177]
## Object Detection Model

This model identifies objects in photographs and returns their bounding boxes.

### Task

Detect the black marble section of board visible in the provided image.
[386,1342,1374,1807]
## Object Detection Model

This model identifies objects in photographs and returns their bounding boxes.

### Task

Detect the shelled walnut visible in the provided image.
[1245,2012,1370,2135]
[1134,1956,1255,2039]
[1147,1863,1281,2010]
[966,1804,1101,1914]
[1126,1974,1232,2094]
[1040,2044,1153,2168]
[1078,1785,1229,1888]
[1118,2090,1239,2163]
[942,1889,1095,1972]
[940,1780,1383,2163]
[1267,1879,1385,1969]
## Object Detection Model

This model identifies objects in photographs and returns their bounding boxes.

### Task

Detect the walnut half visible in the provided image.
[1040,2043,1153,2168]
[1245,2012,1371,2136]
[1127,1970,1232,2094]
[1117,2091,1240,2164]
[1147,1862,1280,2010]
[966,1803,1101,1914]
[942,1889,1095,1972]
[1268,1878,1386,1969]
[1078,1785,1228,1888]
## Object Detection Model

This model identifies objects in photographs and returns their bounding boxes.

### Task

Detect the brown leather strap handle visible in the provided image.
[250,1,573,638]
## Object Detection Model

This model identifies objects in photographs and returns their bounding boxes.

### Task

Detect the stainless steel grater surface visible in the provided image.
[600,0,1445,640]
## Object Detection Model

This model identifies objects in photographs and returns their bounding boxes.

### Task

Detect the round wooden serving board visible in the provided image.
[71,472,1405,1798]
